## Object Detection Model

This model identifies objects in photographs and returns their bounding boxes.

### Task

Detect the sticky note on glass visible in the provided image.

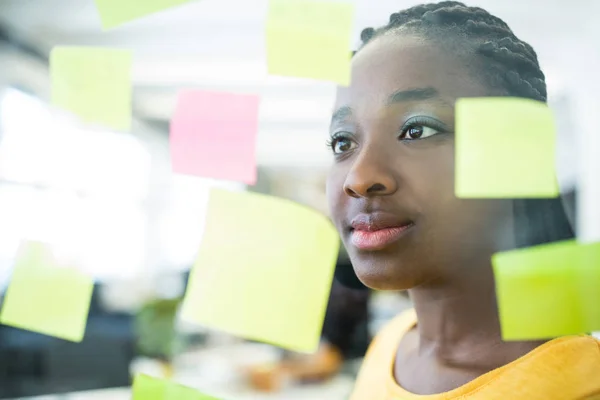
[51,46,132,132]
[493,239,600,340]
[0,242,93,342]
[266,0,354,85]
[132,374,221,400]
[170,91,260,185]
[94,0,193,30]
[181,189,339,353]
[455,97,559,198]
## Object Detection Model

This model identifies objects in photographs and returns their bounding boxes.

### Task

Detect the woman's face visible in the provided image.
[326,34,515,290]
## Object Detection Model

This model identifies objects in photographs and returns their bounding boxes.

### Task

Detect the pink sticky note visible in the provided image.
[170,91,260,184]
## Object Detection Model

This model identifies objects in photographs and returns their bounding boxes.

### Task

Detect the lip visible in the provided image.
[349,212,414,251]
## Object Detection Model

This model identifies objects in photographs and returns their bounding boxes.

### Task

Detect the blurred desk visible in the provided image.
[17,343,358,400]
[0,316,134,399]
[18,376,353,400]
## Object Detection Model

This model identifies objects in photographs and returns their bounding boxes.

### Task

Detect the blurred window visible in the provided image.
[0,88,150,287]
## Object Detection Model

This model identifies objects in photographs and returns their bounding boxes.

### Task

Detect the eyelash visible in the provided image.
[325,136,335,149]
[326,132,354,155]
[325,133,342,149]
[327,117,448,154]
[399,116,447,140]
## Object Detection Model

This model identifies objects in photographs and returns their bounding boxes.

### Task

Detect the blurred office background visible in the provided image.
[0,0,598,398]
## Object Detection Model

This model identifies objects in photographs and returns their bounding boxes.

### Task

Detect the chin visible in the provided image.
[351,254,422,291]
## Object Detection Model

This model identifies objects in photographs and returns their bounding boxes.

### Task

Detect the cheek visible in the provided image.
[416,148,513,252]
[325,168,346,222]
[411,145,456,207]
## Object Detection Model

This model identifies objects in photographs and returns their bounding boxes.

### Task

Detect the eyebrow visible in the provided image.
[330,87,443,127]
[387,87,440,104]
[330,105,353,127]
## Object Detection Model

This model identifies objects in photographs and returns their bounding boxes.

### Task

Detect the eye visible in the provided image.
[328,134,357,155]
[400,124,440,140]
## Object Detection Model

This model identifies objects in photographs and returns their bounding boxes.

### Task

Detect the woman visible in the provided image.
[325,2,600,399]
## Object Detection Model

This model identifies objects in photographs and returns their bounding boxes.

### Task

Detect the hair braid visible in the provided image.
[358,1,547,101]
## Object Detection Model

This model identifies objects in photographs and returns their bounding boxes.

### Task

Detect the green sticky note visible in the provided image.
[51,46,132,131]
[0,242,93,342]
[94,0,193,30]
[132,374,166,399]
[132,374,222,400]
[455,97,559,198]
[181,189,339,353]
[493,239,600,340]
[266,0,354,85]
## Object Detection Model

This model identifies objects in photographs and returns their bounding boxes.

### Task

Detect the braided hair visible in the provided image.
[355,2,574,247]
[356,1,546,102]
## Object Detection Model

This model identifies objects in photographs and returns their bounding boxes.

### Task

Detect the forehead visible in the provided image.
[335,34,490,110]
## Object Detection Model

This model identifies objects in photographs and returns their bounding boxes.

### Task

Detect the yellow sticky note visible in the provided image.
[51,46,132,132]
[455,97,559,198]
[493,239,600,340]
[132,374,221,400]
[94,0,193,30]
[266,0,354,85]
[0,242,93,342]
[181,189,339,353]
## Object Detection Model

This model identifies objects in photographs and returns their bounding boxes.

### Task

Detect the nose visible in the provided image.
[343,145,398,198]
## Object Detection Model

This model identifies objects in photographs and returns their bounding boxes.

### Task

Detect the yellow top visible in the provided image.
[350,309,600,400]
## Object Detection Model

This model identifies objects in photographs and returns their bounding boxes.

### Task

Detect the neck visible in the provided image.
[407,262,544,371]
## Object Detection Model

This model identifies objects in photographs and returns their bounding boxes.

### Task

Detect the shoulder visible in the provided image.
[485,335,600,399]
[368,308,417,366]
[349,309,416,400]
